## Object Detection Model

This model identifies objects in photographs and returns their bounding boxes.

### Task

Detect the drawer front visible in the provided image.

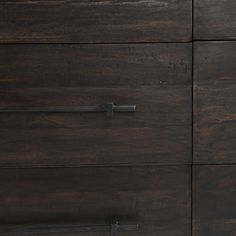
[0,166,191,236]
[0,44,192,167]
[0,0,192,43]
[193,165,236,236]
[194,42,236,164]
[194,0,236,39]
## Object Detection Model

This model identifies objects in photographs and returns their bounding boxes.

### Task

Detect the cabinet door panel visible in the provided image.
[194,0,236,39]
[193,165,236,236]
[0,44,192,167]
[0,166,191,236]
[0,0,192,43]
[194,42,236,164]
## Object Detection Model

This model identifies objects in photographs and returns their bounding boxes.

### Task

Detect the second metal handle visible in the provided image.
[0,102,136,118]
[0,219,139,235]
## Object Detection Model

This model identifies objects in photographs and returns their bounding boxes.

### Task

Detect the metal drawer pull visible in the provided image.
[0,102,136,117]
[1,219,139,235]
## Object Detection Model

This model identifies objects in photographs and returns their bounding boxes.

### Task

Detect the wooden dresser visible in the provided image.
[0,1,235,235]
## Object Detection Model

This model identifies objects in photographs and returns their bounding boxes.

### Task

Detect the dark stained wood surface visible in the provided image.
[0,44,192,167]
[0,0,192,43]
[194,0,236,39]
[0,44,192,88]
[193,165,236,236]
[0,166,191,236]
[194,42,236,164]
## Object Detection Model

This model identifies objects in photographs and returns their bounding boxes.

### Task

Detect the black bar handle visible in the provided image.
[0,102,136,118]
[0,219,139,235]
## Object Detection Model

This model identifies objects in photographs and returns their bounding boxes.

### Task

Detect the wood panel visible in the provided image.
[0,0,192,43]
[0,86,191,167]
[0,44,191,88]
[0,166,191,236]
[194,42,236,164]
[193,165,236,236]
[0,44,192,167]
[194,0,236,39]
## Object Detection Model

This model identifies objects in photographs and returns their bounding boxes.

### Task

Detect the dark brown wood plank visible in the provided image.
[193,165,236,236]
[0,44,192,88]
[0,86,191,167]
[0,44,192,167]
[0,0,192,43]
[0,166,191,236]
[194,42,236,164]
[194,0,236,40]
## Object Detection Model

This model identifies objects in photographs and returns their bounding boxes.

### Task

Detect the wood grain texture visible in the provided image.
[0,166,191,236]
[0,44,192,88]
[0,0,192,43]
[194,42,236,164]
[193,165,236,236]
[0,44,192,167]
[194,0,236,39]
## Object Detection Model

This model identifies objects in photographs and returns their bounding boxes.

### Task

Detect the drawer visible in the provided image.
[0,0,192,43]
[0,166,191,236]
[0,44,192,167]
[193,165,236,236]
[194,0,236,40]
[194,42,236,164]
